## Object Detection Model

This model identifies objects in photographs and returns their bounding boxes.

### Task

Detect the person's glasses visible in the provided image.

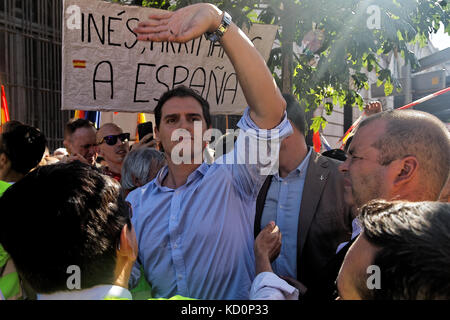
[99,133,130,146]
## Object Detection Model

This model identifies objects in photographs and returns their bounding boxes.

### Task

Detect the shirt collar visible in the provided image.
[155,165,169,188]
[37,285,132,300]
[296,147,312,174]
[155,163,209,189]
[275,147,312,180]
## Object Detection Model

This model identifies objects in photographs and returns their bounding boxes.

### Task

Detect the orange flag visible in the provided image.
[1,85,10,133]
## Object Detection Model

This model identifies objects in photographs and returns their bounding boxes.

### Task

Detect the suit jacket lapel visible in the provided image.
[297,151,330,272]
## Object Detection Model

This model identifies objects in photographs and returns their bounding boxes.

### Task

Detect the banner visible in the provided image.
[62,0,278,115]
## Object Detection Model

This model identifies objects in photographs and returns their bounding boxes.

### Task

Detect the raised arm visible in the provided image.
[134,3,285,129]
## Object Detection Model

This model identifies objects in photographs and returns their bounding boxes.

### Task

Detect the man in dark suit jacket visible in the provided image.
[254,94,354,292]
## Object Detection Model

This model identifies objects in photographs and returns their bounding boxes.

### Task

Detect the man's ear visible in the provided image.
[393,156,419,186]
[154,127,164,151]
[0,153,7,167]
[117,224,137,261]
[154,126,160,142]
[0,153,11,180]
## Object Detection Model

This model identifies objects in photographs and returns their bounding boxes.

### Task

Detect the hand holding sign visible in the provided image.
[135,3,223,43]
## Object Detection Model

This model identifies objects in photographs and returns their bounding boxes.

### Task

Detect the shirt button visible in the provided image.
[173,244,178,249]
[178,274,182,279]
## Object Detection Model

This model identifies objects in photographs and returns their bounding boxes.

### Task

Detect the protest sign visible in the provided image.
[62,0,278,114]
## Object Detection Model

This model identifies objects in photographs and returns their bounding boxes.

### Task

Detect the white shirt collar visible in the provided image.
[37,285,132,300]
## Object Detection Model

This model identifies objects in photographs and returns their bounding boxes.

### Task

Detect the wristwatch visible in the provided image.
[205,12,232,42]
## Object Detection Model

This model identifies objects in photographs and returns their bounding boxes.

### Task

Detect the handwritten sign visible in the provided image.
[62,0,278,114]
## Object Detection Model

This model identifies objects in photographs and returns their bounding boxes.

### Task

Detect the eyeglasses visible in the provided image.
[99,133,130,146]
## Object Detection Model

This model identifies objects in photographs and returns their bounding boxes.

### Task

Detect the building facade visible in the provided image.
[0,0,70,151]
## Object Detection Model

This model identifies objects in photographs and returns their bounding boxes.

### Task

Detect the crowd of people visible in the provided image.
[0,3,449,300]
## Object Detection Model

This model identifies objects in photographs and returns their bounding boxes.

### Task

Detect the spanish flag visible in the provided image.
[1,85,10,133]
[74,110,85,120]
[73,60,86,69]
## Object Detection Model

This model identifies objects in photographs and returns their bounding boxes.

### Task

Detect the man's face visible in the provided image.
[155,96,208,164]
[97,126,129,167]
[67,127,98,165]
[336,235,378,300]
[339,120,393,208]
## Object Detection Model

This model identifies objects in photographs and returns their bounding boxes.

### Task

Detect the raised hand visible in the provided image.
[134,3,222,43]
[131,133,157,151]
[61,153,89,165]
[364,101,382,116]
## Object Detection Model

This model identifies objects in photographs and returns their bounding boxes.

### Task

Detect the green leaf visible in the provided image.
[325,102,333,115]
[384,79,394,96]
[310,116,328,133]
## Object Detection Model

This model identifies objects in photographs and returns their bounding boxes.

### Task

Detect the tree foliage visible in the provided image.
[114,0,450,130]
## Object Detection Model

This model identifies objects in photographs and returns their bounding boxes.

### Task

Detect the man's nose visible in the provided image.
[339,159,349,173]
[179,119,195,136]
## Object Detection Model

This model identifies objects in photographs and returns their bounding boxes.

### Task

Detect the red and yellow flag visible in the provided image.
[74,110,85,120]
[72,60,86,69]
[313,131,321,153]
[1,85,10,133]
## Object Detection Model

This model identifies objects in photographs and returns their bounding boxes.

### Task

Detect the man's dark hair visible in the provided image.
[154,85,212,130]
[283,94,306,136]
[64,118,96,139]
[357,109,450,200]
[0,124,47,174]
[0,162,131,293]
[357,199,450,300]
[1,120,23,133]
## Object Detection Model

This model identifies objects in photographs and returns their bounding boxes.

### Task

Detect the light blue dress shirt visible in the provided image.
[260,148,312,278]
[127,108,292,300]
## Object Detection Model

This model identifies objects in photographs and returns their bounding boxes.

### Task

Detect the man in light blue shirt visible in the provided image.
[259,144,311,278]
[127,3,292,299]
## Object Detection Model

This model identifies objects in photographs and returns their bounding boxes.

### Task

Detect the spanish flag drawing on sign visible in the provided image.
[1,85,10,133]
[73,60,86,68]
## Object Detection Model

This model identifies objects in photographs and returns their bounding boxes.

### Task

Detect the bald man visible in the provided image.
[96,123,130,182]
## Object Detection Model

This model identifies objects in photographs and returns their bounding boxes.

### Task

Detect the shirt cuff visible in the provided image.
[250,272,299,300]
[237,107,293,140]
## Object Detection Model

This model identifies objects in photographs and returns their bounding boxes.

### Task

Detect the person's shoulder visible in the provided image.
[127,179,158,203]
[307,151,343,183]
[313,150,343,169]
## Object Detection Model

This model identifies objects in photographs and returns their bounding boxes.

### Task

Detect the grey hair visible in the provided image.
[121,148,166,192]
